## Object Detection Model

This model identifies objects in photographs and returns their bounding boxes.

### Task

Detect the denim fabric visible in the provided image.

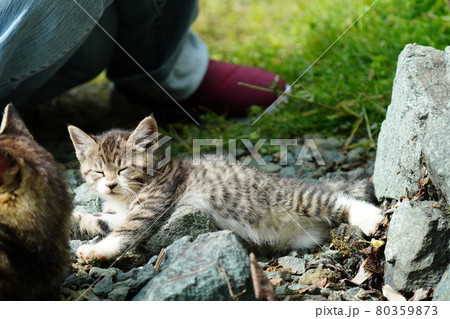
[0,0,208,107]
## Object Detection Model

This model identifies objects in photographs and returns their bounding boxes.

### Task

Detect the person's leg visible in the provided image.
[108,0,207,102]
[0,0,114,107]
[109,0,286,116]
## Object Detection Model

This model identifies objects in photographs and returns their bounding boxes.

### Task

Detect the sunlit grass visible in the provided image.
[166,0,447,154]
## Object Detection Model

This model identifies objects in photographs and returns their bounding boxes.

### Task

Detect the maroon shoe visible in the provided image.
[187,60,287,116]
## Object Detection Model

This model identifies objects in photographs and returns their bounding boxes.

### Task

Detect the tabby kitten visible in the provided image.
[0,104,72,300]
[69,116,384,262]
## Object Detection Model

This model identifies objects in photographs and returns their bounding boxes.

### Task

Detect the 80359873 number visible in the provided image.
[375,305,438,316]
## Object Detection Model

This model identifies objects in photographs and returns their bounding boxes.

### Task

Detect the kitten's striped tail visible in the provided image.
[322,178,377,204]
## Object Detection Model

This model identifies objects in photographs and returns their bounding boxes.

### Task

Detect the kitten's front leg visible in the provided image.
[71,211,126,239]
[77,236,123,261]
[76,196,174,262]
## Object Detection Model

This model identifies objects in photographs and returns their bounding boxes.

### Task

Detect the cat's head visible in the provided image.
[68,116,159,202]
[0,104,34,193]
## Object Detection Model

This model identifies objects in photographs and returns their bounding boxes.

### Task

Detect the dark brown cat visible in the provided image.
[0,104,72,300]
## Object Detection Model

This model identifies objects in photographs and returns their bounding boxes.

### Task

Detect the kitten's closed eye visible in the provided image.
[93,171,105,177]
[118,168,128,175]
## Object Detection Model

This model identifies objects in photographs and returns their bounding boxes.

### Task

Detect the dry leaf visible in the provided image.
[351,259,373,285]
[249,253,277,301]
[269,278,284,287]
[409,288,430,301]
[382,285,406,301]
[155,248,166,272]
[313,277,328,288]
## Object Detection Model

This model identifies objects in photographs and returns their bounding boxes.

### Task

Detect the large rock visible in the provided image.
[139,205,216,257]
[374,44,450,199]
[134,231,252,301]
[433,264,450,301]
[423,111,450,202]
[384,200,450,293]
[73,183,103,213]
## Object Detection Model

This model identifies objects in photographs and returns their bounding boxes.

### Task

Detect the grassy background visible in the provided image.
[161,0,449,154]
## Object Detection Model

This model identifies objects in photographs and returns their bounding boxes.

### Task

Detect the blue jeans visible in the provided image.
[0,0,208,108]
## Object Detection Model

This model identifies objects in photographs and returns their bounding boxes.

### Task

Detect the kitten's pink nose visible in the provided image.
[107,183,117,190]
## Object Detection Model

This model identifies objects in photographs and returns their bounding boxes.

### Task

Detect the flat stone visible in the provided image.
[277,256,306,275]
[134,231,251,301]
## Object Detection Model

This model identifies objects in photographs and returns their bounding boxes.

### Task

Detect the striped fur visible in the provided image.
[69,116,384,261]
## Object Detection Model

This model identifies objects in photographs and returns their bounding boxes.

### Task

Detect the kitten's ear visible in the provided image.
[127,116,158,151]
[0,103,33,139]
[68,125,96,161]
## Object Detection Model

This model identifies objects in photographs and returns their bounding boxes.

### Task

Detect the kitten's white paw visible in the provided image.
[348,200,384,236]
[77,236,123,262]
[77,244,106,261]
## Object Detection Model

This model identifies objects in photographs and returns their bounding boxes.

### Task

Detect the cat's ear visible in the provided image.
[127,116,158,151]
[0,103,33,139]
[68,125,96,161]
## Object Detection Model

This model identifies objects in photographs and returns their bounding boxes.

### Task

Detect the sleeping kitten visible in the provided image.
[0,104,72,300]
[68,116,384,262]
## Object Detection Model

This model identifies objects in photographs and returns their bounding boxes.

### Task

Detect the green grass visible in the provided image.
[161,0,449,155]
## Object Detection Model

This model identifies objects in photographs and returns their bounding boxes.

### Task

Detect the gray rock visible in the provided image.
[423,111,450,202]
[65,169,83,193]
[140,205,216,257]
[134,231,251,301]
[115,268,140,282]
[73,183,103,213]
[321,149,345,165]
[384,200,450,293]
[262,155,273,163]
[92,276,114,298]
[279,166,297,177]
[374,44,450,200]
[433,264,450,301]
[347,167,365,180]
[108,285,130,301]
[277,256,306,275]
[133,264,157,289]
[89,267,119,278]
[308,250,344,267]
[264,270,291,281]
[287,283,309,291]
[275,284,289,295]
[298,269,335,285]
[258,162,283,173]
[285,152,296,166]
[327,289,362,301]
